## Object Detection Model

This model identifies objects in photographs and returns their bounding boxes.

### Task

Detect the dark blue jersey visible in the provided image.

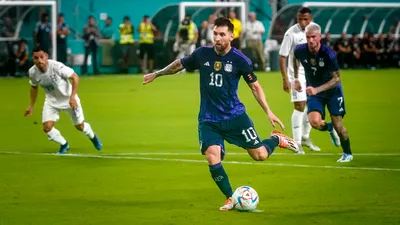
[181,46,257,122]
[35,22,51,47]
[294,43,342,97]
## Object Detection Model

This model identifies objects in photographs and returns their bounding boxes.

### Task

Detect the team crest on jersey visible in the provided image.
[319,58,325,67]
[224,62,232,72]
[50,74,58,82]
[214,61,222,71]
[310,58,316,66]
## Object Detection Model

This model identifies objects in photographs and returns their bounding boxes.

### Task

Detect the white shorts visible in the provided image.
[290,79,307,102]
[42,101,85,125]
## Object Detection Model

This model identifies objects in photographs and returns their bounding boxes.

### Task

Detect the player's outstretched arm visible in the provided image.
[24,86,38,117]
[292,55,302,91]
[248,81,285,130]
[143,59,184,85]
[68,73,79,109]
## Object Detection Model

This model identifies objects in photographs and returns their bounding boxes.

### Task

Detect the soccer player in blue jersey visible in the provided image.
[292,23,353,163]
[143,17,299,210]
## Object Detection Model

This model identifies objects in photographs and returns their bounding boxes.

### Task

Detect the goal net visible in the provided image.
[0,0,57,60]
[178,2,247,26]
[152,1,247,43]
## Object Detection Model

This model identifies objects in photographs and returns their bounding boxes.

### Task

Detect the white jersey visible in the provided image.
[29,60,79,108]
[279,22,317,80]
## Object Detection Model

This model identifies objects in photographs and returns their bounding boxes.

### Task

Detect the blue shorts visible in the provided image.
[307,94,346,120]
[198,113,263,159]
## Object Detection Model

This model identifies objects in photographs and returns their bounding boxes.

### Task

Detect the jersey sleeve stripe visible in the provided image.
[180,58,187,68]
[232,49,252,65]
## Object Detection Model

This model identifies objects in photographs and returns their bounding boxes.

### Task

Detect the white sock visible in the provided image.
[46,127,67,145]
[302,106,312,140]
[83,122,95,139]
[291,109,304,145]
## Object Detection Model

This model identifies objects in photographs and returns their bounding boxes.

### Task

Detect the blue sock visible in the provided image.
[209,163,233,199]
[320,122,333,131]
[341,138,352,155]
[262,136,279,157]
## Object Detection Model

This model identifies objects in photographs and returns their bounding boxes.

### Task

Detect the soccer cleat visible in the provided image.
[270,130,299,153]
[57,142,70,154]
[329,128,341,147]
[295,146,306,154]
[90,135,102,150]
[337,153,353,163]
[219,197,234,211]
[302,138,321,151]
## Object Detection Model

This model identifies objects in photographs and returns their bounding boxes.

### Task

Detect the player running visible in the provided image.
[24,47,102,154]
[293,23,353,163]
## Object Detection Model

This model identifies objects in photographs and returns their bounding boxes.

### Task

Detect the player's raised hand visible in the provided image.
[306,86,318,96]
[267,111,285,131]
[69,97,78,110]
[24,106,33,117]
[143,73,157,85]
[294,79,302,92]
[283,79,291,93]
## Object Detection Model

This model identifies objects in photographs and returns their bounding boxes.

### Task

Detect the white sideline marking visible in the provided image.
[96,152,400,156]
[1,151,400,156]
[0,151,400,172]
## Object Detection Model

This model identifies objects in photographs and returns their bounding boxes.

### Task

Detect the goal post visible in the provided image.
[0,0,57,60]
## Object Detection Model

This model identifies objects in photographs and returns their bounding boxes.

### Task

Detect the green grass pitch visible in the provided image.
[0,69,399,225]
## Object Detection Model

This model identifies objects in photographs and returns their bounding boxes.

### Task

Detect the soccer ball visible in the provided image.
[232,186,259,212]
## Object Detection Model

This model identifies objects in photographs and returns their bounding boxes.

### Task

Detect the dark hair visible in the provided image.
[32,46,46,54]
[107,16,112,21]
[41,13,48,21]
[123,16,130,21]
[214,17,234,33]
[298,7,312,15]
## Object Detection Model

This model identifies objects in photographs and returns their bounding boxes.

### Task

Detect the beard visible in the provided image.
[215,42,228,52]
[36,62,48,72]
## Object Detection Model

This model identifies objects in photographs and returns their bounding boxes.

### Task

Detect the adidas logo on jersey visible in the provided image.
[204,62,210,66]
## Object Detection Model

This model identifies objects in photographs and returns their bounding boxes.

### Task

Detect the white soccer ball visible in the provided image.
[232,185,259,212]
